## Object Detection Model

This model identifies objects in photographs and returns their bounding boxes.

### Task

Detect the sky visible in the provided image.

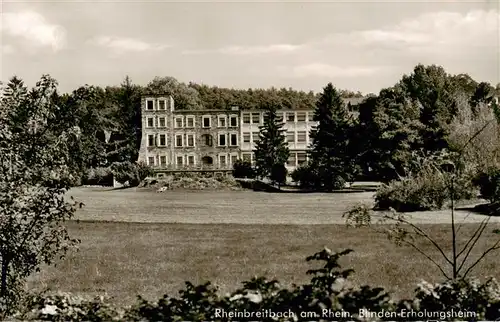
[1,0,499,95]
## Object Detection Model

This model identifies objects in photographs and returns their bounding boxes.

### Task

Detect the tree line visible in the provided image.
[252,64,500,190]
[2,64,499,187]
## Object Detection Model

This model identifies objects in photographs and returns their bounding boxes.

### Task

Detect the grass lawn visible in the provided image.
[28,221,500,307]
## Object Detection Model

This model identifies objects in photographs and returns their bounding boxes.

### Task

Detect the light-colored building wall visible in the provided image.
[239,109,317,172]
[138,95,363,175]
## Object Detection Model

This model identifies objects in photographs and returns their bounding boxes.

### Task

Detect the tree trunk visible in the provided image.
[0,253,9,297]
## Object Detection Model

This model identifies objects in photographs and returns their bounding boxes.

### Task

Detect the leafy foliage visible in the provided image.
[0,76,81,316]
[232,160,256,179]
[111,162,154,187]
[374,151,476,212]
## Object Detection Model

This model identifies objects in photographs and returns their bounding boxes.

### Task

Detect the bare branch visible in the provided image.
[400,238,451,280]
[381,213,453,266]
[462,238,500,278]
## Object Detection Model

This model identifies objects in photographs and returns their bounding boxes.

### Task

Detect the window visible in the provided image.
[187,155,195,166]
[230,116,238,127]
[186,116,195,128]
[263,112,269,124]
[297,131,307,143]
[148,135,155,147]
[218,115,227,127]
[175,134,183,147]
[276,112,283,122]
[176,156,183,166]
[147,117,154,128]
[287,112,295,122]
[146,100,154,110]
[202,116,211,128]
[160,156,167,166]
[242,113,251,124]
[148,156,155,166]
[242,153,252,162]
[287,154,296,166]
[187,134,195,147]
[286,131,295,143]
[252,132,259,143]
[243,132,251,143]
[158,117,166,128]
[158,100,166,110]
[251,113,260,124]
[297,112,306,122]
[230,154,238,165]
[219,155,227,167]
[203,134,213,147]
[175,117,183,128]
[230,133,238,146]
[218,134,226,146]
[159,134,166,146]
[297,153,307,165]
[308,112,314,122]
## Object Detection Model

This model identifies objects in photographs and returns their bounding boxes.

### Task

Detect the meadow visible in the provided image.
[27,188,500,306]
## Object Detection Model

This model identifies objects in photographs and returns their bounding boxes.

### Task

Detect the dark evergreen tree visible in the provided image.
[308,83,358,191]
[253,105,289,184]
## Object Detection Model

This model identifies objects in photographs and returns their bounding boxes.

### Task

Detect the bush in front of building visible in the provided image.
[111,161,154,187]
[232,159,256,179]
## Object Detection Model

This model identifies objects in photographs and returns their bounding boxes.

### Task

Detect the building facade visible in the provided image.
[138,95,361,176]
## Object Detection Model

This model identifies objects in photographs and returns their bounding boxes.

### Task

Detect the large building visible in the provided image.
[138,95,362,176]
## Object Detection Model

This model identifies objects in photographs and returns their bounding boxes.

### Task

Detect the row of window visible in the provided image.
[240,152,308,166]
[241,131,308,144]
[146,115,239,129]
[147,133,239,148]
[147,153,239,167]
[146,99,171,111]
[242,111,314,125]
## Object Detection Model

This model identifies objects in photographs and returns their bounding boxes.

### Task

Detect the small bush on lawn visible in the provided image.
[473,167,500,203]
[82,167,114,186]
[375,158,476,212]
[232,159,256,179]
[111,161,154,187]
[9,248,500,321]
[291,163,319,188]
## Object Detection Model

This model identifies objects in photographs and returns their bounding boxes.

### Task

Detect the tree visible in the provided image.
[106,76,144,163]
[146,76,202,110]
[253,105,289,185]
[308,83,358,191]
[0,76,81,315]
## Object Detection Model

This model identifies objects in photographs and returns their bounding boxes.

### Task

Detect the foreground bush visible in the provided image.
[10,248,500,321]
[111,161,153,187]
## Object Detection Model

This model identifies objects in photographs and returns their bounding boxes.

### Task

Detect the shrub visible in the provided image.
[473,167,500,203]
[111,161,153,187]
[82,167,114,186]
[290,163,319,188]
[270,163,287,186]
[375,158,476,212]
[232,159,255,179]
